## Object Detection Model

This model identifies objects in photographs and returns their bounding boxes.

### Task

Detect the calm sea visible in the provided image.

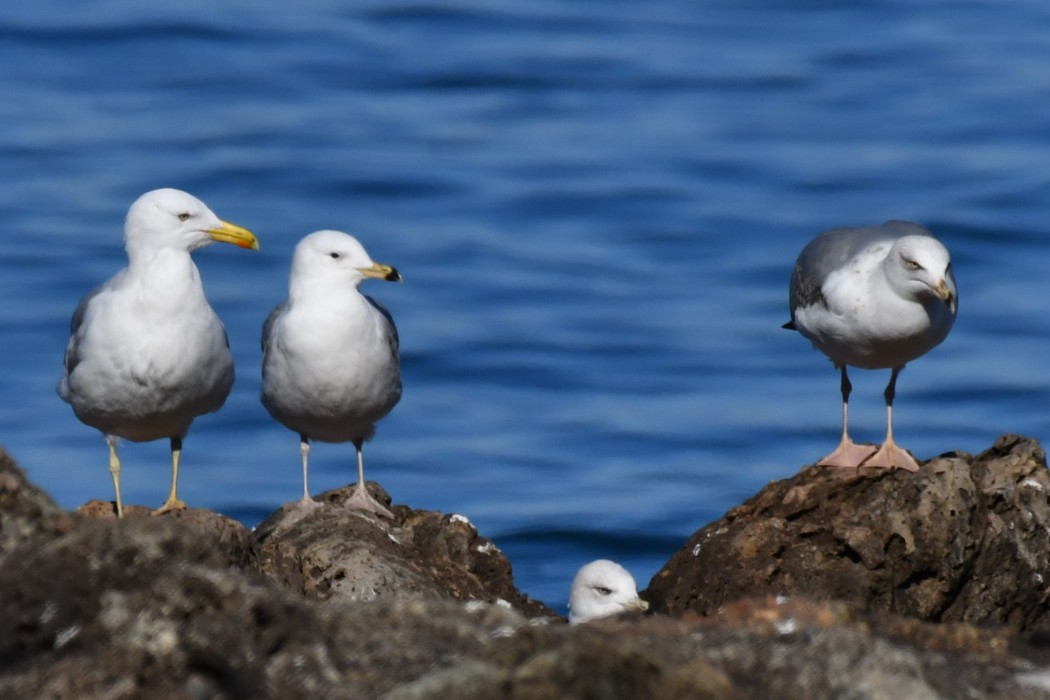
[2,1,1049,612]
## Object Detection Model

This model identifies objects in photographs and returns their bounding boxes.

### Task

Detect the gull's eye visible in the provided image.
[177,212,191,221]
[595,586,612,596]
[902,257,922,272]
[329,252,341,259]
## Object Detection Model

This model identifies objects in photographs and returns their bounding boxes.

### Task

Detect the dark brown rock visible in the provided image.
[0,516,356,698]
[75,498,150,519]
[7,441,1050,699]
[325,597,538,697]
[77,500,255,569]
[647,434,1050,634]
[251,482,556,619]
[3,522,1050,700]
[0,446,67,560]
[369,595,1050,700]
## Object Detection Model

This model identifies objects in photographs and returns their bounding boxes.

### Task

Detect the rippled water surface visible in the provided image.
[3,1,1050,611]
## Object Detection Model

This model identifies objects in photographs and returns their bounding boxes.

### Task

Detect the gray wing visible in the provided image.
[786,220,933,326]
[366,296,400,354]
[58,278,112,400]
[261,301,289,353]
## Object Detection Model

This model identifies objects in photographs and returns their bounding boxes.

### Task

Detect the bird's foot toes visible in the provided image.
[152,498,188,516]
[816,440,878,469]
[344,487,394,519]
[288,495,324,514]
[861,442,921,472]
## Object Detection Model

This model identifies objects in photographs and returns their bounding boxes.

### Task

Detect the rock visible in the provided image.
[77,500,255,569]
[325,597,538,697]
[6,440,1050,698]
[2,522,1048,700]
[363,595,1050,700]
[647,434,1050,634]
[0,446,67,561]
[251,482,556,619]
[0,516,355,698]
[657,596,1050,700]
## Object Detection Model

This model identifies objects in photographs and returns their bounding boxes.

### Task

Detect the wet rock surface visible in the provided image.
[2,438,1050,698]
[648,434,1050,634]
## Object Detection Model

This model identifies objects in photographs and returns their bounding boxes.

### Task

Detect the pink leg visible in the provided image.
[343,440,394,518]
[862,366,920,472]
[817,365,877,468]
[288,435,323,513]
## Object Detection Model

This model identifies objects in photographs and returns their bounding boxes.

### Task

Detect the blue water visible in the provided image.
[2,1,1049,613]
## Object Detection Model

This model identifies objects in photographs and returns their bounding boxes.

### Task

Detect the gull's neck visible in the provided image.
[126,237,193,266]
[125,247,203,297]
[290,275,366,308]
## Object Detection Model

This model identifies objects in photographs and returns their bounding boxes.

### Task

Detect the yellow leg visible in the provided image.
[106,435,124,518]
[153,436,188,515]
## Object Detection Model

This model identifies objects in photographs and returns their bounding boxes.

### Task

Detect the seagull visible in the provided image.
[261,230,403,518]
[59,188,259,517]
[785,221,957,471]
[568,559,649,624]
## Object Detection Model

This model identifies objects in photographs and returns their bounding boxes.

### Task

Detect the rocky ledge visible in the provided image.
[3,436,1050,698]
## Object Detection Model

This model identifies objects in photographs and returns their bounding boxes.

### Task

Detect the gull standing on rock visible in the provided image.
[785,221,957,471]
[568,559,649,624]
[261,230,403,518]
[59,188,259,518]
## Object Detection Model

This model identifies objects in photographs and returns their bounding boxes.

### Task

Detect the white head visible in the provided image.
[289,230,402,298]
[567,559,649,625]
[885,234,957,316]
[124,188,257,260]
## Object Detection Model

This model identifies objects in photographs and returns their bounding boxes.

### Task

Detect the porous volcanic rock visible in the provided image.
[77,499,255,569]
[251,482,555,618]
[0,516,345,698]
[647,434,1050,633]
[6,440,1050,698]
[375,595,1050,700]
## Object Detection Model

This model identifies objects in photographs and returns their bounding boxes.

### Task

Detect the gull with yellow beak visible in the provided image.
[261,230,403,517]
[785,220,958,471]
[59,188,259,517]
